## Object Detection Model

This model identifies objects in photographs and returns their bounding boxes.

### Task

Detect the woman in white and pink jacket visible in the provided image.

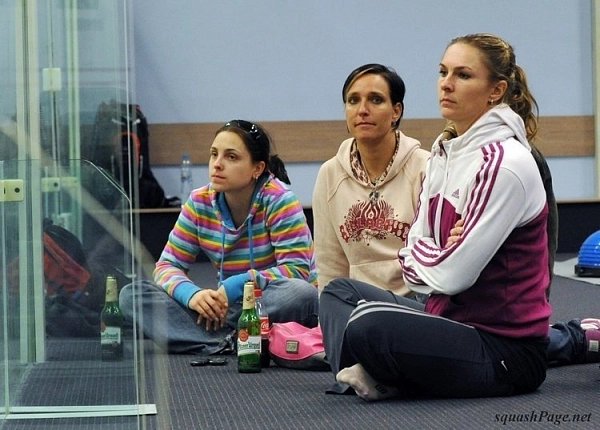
[319,34,597,401]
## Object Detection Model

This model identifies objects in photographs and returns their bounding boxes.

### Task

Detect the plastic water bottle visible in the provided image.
[180,153,193,204]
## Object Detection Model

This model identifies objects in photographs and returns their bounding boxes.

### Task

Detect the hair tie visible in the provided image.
[441,123,457,140]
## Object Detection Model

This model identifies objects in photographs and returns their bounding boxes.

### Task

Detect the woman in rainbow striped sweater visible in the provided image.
[120,120,318,355]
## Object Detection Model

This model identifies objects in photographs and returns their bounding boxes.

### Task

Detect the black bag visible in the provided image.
[42,219,102,337]
[88,101,167,208]
[45,293,100,338]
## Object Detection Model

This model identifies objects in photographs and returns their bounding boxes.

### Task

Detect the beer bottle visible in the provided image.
[101,275,124,361]
[254,288,270,367]
[237,281,261,373]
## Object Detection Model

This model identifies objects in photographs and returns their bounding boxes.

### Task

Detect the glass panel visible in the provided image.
[29,160,141,407]
[1,0,151,421]
[0,160,30,416]
[1,0,31,416]
[1,159,148,414]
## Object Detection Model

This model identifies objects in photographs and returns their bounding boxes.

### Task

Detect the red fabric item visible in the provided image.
[43,233,90,295]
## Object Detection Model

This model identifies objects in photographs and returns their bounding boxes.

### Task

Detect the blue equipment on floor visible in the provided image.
[575,230,600,277]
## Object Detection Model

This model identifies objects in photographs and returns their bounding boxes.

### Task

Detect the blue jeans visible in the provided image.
[120,278,319,355]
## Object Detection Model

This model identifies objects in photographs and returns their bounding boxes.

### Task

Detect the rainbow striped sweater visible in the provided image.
[154,174,317,307]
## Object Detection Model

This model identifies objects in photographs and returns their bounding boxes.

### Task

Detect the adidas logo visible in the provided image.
[451,188,460,199]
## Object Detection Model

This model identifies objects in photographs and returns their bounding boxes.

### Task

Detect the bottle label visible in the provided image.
[101,326,122,345]
[237,330,261,356]
[260,316,269,337]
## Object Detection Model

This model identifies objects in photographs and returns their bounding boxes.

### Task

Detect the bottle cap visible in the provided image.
[106,275,117,288]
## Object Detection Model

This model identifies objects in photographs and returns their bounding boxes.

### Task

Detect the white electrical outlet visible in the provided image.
[0,179,24,202]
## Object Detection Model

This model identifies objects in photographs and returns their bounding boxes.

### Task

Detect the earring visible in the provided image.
[488,98,495,105]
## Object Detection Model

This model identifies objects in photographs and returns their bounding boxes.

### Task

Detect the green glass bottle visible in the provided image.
[101,275,124,361]
[237,281,261,373]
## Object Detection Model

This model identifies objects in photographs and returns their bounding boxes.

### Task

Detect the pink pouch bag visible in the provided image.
[268,322,330,371]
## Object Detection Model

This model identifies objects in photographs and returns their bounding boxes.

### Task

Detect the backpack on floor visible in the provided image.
[42,219,101,337]
[87,101,167,208]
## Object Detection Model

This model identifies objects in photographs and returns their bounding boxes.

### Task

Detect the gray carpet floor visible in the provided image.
[2,264,599,430]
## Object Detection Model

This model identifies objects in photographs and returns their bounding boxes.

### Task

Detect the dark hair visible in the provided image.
[448,33,539,141]
[342,63,406,128]
[216,120,290,184]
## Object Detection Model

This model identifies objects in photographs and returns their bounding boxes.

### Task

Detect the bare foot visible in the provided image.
[336,364,399,401]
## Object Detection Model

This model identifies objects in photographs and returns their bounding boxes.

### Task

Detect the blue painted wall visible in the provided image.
[133,0,596,204]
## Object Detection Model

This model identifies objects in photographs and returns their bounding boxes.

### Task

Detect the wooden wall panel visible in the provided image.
[147,116,594,165]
